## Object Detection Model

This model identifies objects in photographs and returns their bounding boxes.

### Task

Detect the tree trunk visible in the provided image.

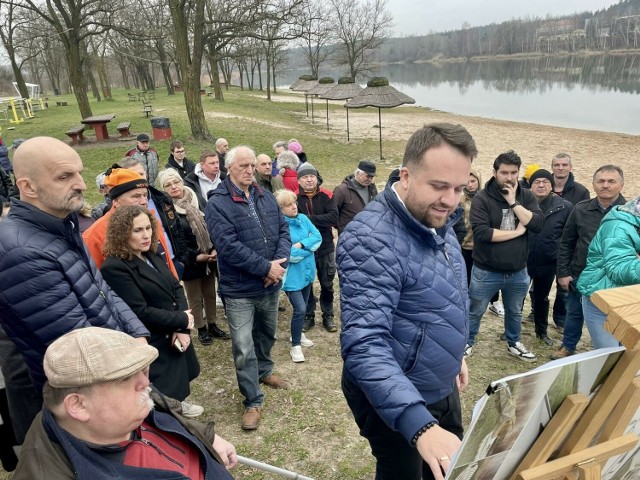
[265,44,272,101]
[210,55,224,101]
[169,0,212,140]
[67,40,93,117]
[157,41,175,95]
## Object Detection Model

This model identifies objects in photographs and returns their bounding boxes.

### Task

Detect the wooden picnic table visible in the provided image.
[81,113,116,142]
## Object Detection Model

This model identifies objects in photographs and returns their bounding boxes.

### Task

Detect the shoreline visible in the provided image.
[256,90,640,195]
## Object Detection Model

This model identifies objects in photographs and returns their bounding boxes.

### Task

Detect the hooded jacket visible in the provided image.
[183,163,225,212]
[577,200,640,297]
[555,172,590,206]
[165,154,196,179]
[470,177,544,273]
[338,186,468,444]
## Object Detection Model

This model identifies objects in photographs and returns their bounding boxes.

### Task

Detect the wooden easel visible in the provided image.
[510,284,640,480]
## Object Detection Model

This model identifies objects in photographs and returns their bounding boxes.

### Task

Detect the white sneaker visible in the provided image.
[488,301,505,316]
[290,345,305,363]
[464,344,473,357]
[289,334,314,347]
[507,342,536,362]
[181,401,204,418]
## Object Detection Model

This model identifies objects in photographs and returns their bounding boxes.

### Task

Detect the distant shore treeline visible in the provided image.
[379,0,640,63]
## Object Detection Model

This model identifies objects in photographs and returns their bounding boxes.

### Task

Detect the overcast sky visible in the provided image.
[387,0,619,35]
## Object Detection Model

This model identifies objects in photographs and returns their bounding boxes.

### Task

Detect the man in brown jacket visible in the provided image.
[15,328,237,479]
[333,160,378,234]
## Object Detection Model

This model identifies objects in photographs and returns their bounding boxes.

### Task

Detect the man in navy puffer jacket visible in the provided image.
[0,137,149,446]
[338,123,476,480]
[206,145,291,431]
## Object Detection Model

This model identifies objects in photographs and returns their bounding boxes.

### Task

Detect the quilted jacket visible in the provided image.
[577,204,640,297]
[205,177,291,298]
[0,200,149,390]
[338,186,468,444]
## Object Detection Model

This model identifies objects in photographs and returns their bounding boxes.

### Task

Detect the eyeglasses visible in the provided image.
[531,179,551,186]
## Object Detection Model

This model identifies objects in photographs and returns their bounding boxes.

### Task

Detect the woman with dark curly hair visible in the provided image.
[101,205,203,417]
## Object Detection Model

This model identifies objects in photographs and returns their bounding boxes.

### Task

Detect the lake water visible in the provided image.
[282,55,640,135]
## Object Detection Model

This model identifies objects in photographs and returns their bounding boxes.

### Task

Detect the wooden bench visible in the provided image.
[127,93,136,102]
[56,101,68,107]
[116,121,131,137]
[65,125,85,145]
[143,103,152,118]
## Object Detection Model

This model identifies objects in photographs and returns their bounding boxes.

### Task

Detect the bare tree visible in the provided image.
[329,0,392,80]
[297,0,334,77]
[17,0,119,117]
[0,0,35,98]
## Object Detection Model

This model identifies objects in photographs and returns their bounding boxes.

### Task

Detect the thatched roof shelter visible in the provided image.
[345,77,415,159]
[320,77,364,140]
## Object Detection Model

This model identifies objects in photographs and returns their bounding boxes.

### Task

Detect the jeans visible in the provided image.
[0,326,42,444]
[225,291,280,408]
[582,296,620,349]
[468,266,530,347]
[306,251,336,317]
[342,370,462,480]
[560,282,584,352]
[286,284,312,346]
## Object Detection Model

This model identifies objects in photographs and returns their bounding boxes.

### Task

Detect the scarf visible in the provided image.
[173,186,213,254]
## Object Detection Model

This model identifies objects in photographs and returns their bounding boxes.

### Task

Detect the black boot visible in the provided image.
[322,314,337,333]
[302,314,315,332]
[197,327,213,346]
[209,323,231,340]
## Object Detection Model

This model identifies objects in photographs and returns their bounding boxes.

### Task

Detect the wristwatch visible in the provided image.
[509,201,520,209]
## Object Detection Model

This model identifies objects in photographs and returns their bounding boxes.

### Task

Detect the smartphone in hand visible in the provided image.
[174,338,184,352]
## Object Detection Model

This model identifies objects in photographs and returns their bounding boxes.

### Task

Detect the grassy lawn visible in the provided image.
[0,88,594,479]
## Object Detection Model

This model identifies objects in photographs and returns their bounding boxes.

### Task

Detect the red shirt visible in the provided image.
[121,421,204,480]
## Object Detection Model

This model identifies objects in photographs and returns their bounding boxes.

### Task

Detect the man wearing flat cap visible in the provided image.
[83,166,178,277]
[333,160,378,234]
[0,137,148,447]
[15,327,237,479]
[526,169,573,346]
[126,133,160,186]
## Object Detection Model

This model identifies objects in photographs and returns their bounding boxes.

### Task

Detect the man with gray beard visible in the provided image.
[0,137,148,447]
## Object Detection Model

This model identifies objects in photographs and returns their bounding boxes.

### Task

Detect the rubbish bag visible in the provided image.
[150,117,170,129]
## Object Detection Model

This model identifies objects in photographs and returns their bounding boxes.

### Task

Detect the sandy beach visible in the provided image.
[231,92,640,196]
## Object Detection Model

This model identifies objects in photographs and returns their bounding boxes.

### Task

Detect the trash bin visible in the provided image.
[150,117,172,141]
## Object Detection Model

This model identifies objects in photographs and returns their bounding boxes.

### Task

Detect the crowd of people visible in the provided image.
[0,126,635,479]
